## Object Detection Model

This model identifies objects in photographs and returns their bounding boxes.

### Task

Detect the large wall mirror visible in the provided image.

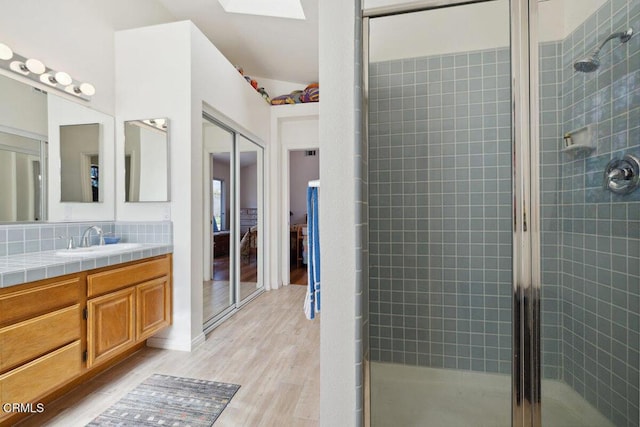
[0,130,46,222]
[0,72,116,222]
[0,73,48,223]
[60,123,101,202]
[124,118,170,202]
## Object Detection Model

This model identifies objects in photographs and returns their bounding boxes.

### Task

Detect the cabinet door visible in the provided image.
[136,276,171,341]
[87,287,135,368]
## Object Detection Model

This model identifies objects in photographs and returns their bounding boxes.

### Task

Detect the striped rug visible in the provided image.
[86,374,240,426]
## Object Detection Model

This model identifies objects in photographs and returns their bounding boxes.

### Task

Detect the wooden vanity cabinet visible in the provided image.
[0,276,83,424]
[86,255,172,368]
[0,254,172,425]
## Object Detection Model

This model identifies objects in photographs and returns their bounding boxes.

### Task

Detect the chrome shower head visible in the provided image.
[573,28,633,73]
[574,54,600,72]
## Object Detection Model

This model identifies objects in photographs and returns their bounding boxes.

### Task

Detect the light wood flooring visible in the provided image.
[19,285,319,427]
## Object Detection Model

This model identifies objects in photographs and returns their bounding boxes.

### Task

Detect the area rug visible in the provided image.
[86,374,240,426]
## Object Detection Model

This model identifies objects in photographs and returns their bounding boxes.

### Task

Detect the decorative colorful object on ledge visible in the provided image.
[271,82,319,105]
[236,66,271,104]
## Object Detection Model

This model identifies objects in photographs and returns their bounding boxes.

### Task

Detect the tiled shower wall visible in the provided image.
[369,0,639,426]
[539,40,563,380]
[558,1,640,425]
[369,47,513,373]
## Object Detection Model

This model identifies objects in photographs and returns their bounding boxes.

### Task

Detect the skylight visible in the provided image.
[218,0,305,20]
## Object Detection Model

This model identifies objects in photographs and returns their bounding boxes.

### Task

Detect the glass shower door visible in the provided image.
[537,1,639,426]
[367,1,513,425]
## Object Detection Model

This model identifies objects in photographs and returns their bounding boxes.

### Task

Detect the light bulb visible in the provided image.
[0,43,13,60]
[25,58,45,74]
[9,61,29,75]
[54,71,72,86]
[79,83,95,96]
[65,84,79,95]
[40,73,57,86]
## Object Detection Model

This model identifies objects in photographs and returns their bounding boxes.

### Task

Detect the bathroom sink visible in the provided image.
[55,243,142,257]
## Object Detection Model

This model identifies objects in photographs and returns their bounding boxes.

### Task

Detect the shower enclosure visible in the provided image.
[365,0,639,426]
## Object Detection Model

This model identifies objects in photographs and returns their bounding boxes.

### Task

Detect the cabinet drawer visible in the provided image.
[0,305,81,373]
[136,276,171,341]
[0,277,81,326]
[0,340,82,404]
[87,256,170,298]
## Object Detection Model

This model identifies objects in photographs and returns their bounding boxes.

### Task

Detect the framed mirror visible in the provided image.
[60,123,101,202]
[124,118,169,202]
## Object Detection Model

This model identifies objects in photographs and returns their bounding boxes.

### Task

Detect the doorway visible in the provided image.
[289,149,320,285]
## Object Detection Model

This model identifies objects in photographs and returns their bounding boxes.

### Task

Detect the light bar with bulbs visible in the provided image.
[0,42,95,101]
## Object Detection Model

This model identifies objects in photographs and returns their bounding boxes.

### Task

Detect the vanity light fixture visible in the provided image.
[0,41,95,101]
[0,43,12,60]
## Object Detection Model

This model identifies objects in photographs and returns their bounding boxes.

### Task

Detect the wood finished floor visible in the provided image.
[19,285,319,427]
[290,264,308,286]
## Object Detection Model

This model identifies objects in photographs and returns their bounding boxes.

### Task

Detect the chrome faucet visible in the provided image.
[80,226,105,248]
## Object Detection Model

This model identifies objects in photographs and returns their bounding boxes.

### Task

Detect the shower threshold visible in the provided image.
[370,362,614,427]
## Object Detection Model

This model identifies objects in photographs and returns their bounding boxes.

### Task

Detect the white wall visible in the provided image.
[0,0,175,115]
[319,0,359,425]
[115,22,193,351]
[289,150,320,225]
[116,20,270,350]
[0,75,47,136]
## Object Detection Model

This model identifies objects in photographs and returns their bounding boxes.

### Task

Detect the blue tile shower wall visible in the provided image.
[368,47,513,373]
[540,41,563,381]
[369,1,639,423]
[559,1,640,426]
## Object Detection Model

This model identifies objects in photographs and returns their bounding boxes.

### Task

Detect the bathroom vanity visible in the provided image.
[0,251,172,425]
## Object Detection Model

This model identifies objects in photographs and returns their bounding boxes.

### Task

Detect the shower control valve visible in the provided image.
[604,154,640,194]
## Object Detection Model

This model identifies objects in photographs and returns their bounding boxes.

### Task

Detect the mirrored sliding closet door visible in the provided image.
[202,114,265,330]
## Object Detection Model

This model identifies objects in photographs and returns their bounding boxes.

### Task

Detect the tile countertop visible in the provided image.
[0,243,173,288]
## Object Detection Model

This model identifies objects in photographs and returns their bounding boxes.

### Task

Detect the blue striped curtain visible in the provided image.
[304,186,320,319]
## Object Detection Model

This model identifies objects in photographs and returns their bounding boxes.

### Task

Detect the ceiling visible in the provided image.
[157,0,318,84]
